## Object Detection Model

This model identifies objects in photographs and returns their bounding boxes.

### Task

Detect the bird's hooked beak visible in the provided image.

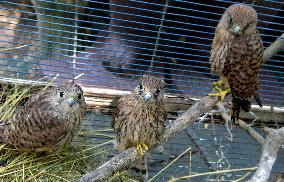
[143,91,152,102]
[67,97,75,107]
[233,24,241,35]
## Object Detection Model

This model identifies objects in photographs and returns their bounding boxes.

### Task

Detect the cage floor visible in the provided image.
[81,112,284,182]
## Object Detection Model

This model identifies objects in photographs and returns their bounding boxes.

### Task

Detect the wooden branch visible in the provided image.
[247,127,284,182]
[216,102,230,123]
[238,120,284,181]
[78,96,219,182]
[215,102,233,141]
[238,120,265,145]
[263,33,284,63]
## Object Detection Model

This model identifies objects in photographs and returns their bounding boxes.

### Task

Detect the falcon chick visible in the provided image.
[0,82,86,153]
[112,75,166,176]
[209,3,264,123]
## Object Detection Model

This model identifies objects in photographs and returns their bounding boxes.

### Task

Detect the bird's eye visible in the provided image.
[78,93,82,100]
[59,91,64,97]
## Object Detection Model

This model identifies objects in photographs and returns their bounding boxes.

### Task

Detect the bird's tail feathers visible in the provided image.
[254,93,263,107]
[231,94,251,123]
[232,94,251,112]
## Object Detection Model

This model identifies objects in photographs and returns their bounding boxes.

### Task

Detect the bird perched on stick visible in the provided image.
[0,82,86,153]
[112,74,166,178]
[209,3,264,123]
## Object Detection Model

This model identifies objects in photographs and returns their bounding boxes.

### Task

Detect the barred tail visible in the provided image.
[231,93,263,124]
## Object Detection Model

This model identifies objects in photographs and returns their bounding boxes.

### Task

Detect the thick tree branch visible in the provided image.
[78,96,219,182]
[247,127,284,182]
[263,33,284,63]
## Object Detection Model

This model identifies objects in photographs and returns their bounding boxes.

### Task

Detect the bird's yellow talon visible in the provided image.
[214,86,223,93]
[213,80,225,87]
[208,88,231,101]
[209,79,230,101]
[136,142,148,156]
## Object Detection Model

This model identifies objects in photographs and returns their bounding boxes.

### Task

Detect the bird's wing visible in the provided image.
[112,94,131,129]
[6,107,70,149]
[210,28,231,75]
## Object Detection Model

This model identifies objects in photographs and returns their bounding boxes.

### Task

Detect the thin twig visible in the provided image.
[0,45,29,52]
[169,167,257,182]
[69,73,85,82]
[147,146,191,182]
[43,74,59,90]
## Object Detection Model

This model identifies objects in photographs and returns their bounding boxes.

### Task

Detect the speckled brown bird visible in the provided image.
[270,173,284,182]
[0,82,86,153]
[112,74,166,176]
[209,3,264,122]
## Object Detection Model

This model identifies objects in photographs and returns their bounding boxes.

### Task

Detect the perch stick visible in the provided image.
[246,127,284,182]
[77,96,219,182]
[263,33,284,63]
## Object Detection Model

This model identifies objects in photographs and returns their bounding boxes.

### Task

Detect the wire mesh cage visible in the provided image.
[0,0,283,181]
[0,0,283,105]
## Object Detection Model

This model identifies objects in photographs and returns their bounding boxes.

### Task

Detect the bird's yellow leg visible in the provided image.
[208,79,230,101]
[208,87,231,101]
[136,142,149,156]
[213,79,226,88]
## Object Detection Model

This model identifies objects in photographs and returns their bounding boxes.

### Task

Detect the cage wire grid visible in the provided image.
[0,0,283,105]
[0,0,283,181]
